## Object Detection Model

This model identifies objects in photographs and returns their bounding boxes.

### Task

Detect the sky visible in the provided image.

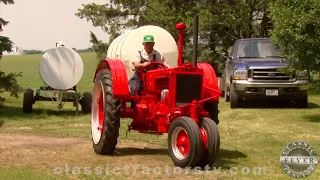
[0,0,110,51]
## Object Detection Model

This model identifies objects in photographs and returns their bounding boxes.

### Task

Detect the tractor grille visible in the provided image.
[176,74,202,107]
[248,68,293,81]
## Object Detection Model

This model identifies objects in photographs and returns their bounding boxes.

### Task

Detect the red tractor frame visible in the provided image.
[90,17,222,168]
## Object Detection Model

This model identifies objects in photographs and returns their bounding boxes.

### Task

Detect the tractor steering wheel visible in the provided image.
[137,62,167,73]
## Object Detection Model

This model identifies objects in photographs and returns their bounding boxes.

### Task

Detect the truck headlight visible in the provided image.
[296,70,309,80]
[234,70,247,80]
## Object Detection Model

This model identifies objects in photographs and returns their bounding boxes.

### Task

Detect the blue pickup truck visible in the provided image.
[219,38,309,108]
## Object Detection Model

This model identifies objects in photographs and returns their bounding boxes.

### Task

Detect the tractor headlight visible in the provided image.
[296,70,309,80]
[234,70,247,80]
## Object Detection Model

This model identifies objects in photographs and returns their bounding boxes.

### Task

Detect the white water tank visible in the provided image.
[106,25,179,79]
[39,47,84,90]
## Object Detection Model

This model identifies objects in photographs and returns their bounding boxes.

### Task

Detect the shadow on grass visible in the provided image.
[239,99,320,109]
[0,105,87,120]
[213,149,248,170]
[114,147,247,170]
[114,147,168,156]
[0,120,4,128]
[303,115,320,123]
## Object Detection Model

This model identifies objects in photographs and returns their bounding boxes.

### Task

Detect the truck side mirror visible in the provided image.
[219,53,226,63]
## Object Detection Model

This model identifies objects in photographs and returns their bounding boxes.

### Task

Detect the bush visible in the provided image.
[309,71,320,92]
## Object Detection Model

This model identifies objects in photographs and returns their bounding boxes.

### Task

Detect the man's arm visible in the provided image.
[132,52,149,70]
[133,60,149,70]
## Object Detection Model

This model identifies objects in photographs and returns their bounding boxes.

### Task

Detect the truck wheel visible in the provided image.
[23,88,34,113]
[296,95,308,108]
[91,69,121,155]
[230,84,240,108]
[80,92,92,114]
[168,116,203,168]
[224,85,230,102]
[197,117,220,168]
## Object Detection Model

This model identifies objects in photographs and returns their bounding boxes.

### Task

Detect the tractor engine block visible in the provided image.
[131,99,170,134]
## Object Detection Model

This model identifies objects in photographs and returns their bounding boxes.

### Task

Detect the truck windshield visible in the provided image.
[237,41,283,58]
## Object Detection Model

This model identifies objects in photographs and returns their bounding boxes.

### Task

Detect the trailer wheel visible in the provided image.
[168,116,203,168]
[197,117,220,168]
[80,92,92,114]
[23,88,34,113]
[91,69,121,155]
[230,84,240,108]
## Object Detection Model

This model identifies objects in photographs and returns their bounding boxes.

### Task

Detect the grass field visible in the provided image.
[0,52,319,180]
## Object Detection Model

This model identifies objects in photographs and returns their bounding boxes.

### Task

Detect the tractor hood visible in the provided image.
[234,57,287,70]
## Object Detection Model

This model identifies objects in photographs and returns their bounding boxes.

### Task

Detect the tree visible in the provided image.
[269,0,320,72]
[76,0,274,75]
[0,0,23,108]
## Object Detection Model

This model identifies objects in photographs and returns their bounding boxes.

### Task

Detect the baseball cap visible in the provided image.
[143,34,154,43]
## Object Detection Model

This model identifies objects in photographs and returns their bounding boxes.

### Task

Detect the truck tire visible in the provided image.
[168,116,203,168]
[91,69,121,155]
[197,117,220,168]
[224,85,230,102]
[23,88,34,113]
[296,95,308,108]
[230,84,240,108]
[80,92,92,114]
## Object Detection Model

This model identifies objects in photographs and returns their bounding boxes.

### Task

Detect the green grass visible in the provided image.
[0,53,320,180]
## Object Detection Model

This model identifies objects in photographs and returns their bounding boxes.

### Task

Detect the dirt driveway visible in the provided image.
[1,133,216,179]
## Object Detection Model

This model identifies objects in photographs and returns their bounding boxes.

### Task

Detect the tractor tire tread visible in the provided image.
[93,69,121,155]
[196,117,220,168]
[168,116,203,168]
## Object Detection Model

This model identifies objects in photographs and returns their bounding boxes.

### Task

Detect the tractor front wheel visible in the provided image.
[168,116,203,168]
[91,69,121,155]
[197,117,220,168]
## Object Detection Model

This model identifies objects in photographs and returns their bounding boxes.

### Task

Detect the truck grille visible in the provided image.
[248,68,293,81]
[176,74,202,107]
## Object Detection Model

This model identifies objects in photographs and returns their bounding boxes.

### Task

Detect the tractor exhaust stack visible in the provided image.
[176,22,186,66]
[192,15,199,67]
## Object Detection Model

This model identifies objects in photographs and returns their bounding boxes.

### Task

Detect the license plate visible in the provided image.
[266,89,278,96]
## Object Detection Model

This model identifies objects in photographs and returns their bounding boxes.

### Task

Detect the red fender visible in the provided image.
[197,62,221,100]
[93,58,129,96]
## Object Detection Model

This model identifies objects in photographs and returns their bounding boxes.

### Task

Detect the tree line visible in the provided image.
[22,48,93,55]
[75,0,320,79]
[1,0,319,107]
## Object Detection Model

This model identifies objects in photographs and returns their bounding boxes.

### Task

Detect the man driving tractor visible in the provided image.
[129,34,169,107]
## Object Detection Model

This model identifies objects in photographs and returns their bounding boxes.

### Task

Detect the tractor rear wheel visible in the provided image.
[168,116,203,168]
[91,69,121,155]
[80,92,92,114]
[203,102,220,125]
[23,88,34,113]
[197,117,220,168]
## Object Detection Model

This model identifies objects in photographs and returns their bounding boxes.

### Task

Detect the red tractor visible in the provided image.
[90,16,222,168]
